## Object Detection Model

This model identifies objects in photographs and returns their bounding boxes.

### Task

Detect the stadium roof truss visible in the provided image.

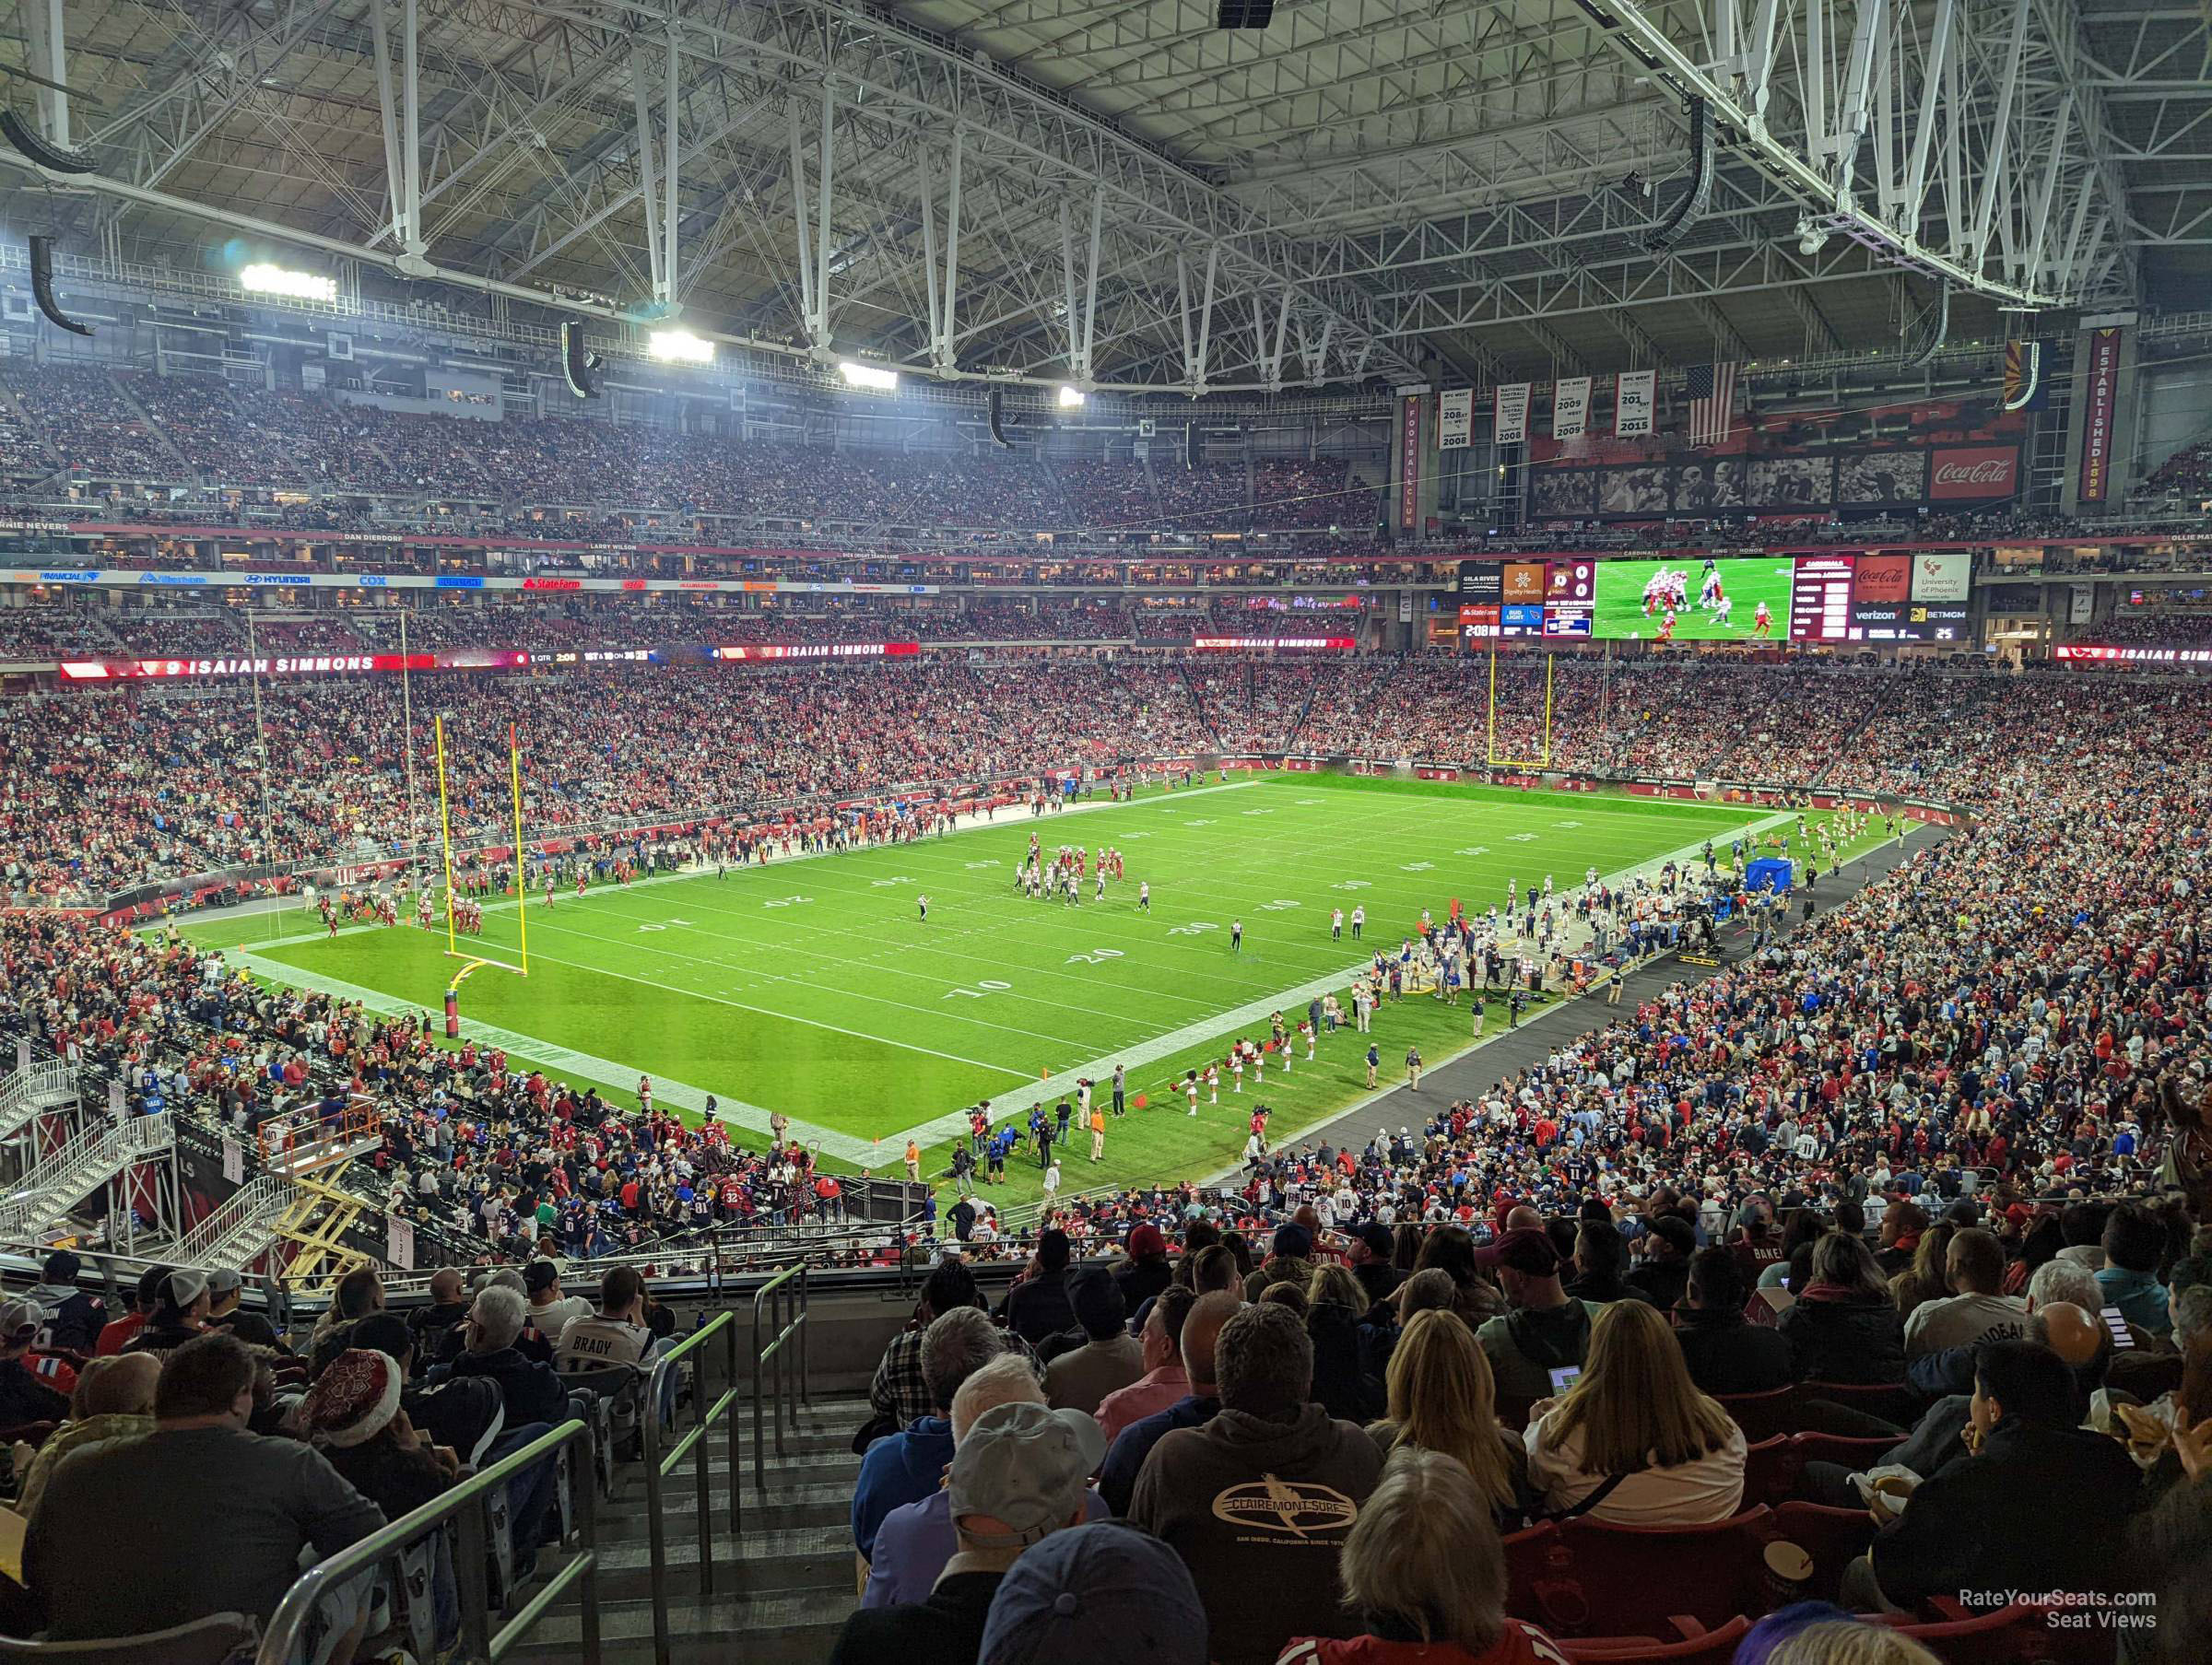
[0,0,2201,388]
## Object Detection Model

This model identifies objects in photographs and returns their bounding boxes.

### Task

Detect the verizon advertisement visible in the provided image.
[1928,446,2020,501]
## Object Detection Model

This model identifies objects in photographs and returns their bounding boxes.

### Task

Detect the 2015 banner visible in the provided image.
[1552,377,1592,440]
[1615,370,1655,437]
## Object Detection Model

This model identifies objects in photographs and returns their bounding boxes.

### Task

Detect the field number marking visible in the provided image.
[944,979,1014,1000]
[871,875,916,886]
[1457,846,1490,856]
[1259,899,1300,911]
[1332,880,1372,891]
[1167,921,1218,936]
[1400,862,1435,872]
[1066,948,1126,966]
[762,895,813,908]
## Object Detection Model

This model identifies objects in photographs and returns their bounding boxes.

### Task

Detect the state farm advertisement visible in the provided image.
[1928,445,2019,500]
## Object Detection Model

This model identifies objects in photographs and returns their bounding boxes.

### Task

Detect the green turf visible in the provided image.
[1591,557,1798,642]
[186,776,1888,1202]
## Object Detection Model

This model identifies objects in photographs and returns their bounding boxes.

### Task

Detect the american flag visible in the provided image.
[1686,361,1736,448]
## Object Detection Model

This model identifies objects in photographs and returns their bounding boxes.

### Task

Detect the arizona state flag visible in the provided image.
[2002,340,2047,411]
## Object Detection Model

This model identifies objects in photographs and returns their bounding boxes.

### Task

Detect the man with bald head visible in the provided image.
[1098,1289,1237,1515]
[1502,1203,1546,1232]
[861,1354,1109,1607]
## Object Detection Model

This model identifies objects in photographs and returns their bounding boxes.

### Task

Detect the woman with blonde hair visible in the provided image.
[1523,1298,1747,1525]
[1888,1221,1957,1320]
[1277,1447,1564,1665]
[1367,1308,1531,1527]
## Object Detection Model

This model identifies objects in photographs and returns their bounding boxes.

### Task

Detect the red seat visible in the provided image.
[1713,1385,1797,1441]
[1789,1432,1897,1472]
[1740,1435,1796,1507]
[1915,1598,2118,1665]
[1878,1604,2045,1665]
[1540,1507,1774,1637]
[1797,1380,1919,1428]
[1502,1522,1567,1631]
[1768,1500,1878,1605]
[1562,1616,1754,1665]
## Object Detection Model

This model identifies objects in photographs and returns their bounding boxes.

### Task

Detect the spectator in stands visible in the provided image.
[855,1307,1005,1564]
[1522,1299,1747,1526]
[407,1268,470,1367]
[26,1251,106,1355]
[25,1332,384,1645]
[1471,1229,1601,1399]
[347,1311,502,1465]
[309,1269,387,1376]
[1246,1223,1317,1301]
[1564,1222,1642,1306]
[441,1284,566,1426]
[1099,1289,1235,1515]
[0,1298,72,1427]
[16,1352,158,1520]
[1626,1216,1697,1310]
[1671,1248,1793,1395]
[524,1259,594,1336]
[1888,1223,1958,1322]
[1045,1267,1144,1415]
[863,1355,1110,1611]
[1347,1223,1405,1307]
[1281,1447,1566,1665]
[301,1347,461,1519]
[555,1265,658,1370]
[124,1268,213,1355]
[872,1261,1028,1436]
[95,1265,171,1356]
[1906,1260,2099,1400]
[1000,1229,1077,1347]
[833,1399,1104,1664]
[2098,1202,2174,1336]
[976,1519,1209,1665]
[1094,1285,1194,1443]
[1305,1264,1380,1423]
[1902,1228,2027,1355]
[1366,1308,1532,1530]
[1129,1300,1383,1665]
[206,1269,283,1351]
[1777,1233,1907,1383]
[1112,1224,1173,1315]
[1854,1340,2142,1613]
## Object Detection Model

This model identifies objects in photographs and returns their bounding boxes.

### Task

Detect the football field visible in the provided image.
[193,775,1807,1200]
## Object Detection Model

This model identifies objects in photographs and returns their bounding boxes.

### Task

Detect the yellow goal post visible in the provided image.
[431,714,529,979]
[1484,641,1555,770]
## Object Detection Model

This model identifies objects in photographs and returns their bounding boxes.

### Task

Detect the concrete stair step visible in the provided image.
[572,1523,854,1601]
[508,1589,852,1665]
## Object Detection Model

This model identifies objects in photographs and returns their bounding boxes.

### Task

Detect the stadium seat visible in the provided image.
[1797,1381,1919,1428]
[1533,1507,1774,1637]
[1502,1521,1568,1629]
[1788,1432,1898,1472]
[1877,1604,2047,1665]
[1713,1386,1797,1441]
[1561,1615,1754,1665]
[1738,1435,1795,1506]
[0,1611,256,1663]
[1767,1500,1878,1604]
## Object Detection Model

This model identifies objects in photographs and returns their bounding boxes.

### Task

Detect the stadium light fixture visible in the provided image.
[240,264,336,302]
[838,359,899,393]
[649,329,714,364]
[1057,384,1085,408]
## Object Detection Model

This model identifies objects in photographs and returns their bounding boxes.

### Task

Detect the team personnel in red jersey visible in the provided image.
[1277,1449,1569,1665]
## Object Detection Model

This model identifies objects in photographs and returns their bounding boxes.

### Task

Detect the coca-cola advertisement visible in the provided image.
[1928,445,2020,500]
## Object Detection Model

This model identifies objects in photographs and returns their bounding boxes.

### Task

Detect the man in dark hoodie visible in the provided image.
[1129,1301,1382,1665]
[1855,1339,2142,1612]
[1672,1248,1794,1395]
[999,1229,1077,1347]
[25,1252,105,1355]
[438,1284,566,1425]
[1471,1229,1603,1398]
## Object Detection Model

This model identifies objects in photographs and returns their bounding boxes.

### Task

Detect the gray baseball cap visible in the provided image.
[947,1400,1105,1550]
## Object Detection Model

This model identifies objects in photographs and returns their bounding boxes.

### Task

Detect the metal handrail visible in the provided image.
[255,1418,600,1665]
[750,1261,811,1492]
[641,1310,746,1665]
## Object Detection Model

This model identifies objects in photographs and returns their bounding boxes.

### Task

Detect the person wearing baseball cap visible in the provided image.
[831,1398,1104,1665]
[124,1269,213,1355]
[1470,1228,1603,1400]
[0,1297,72,1425]
[27,1249,106,1355]
[1347,1222,1404,1306]
[206,1268,284,1351]
[979,1520,1207,1665]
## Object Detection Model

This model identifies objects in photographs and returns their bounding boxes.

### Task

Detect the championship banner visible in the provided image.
[1614,369,1655,437]
[1494,382,1532,445]
[1438,389,1474,451]
[1551,376,1591,440]
[2078,327,2121,502]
